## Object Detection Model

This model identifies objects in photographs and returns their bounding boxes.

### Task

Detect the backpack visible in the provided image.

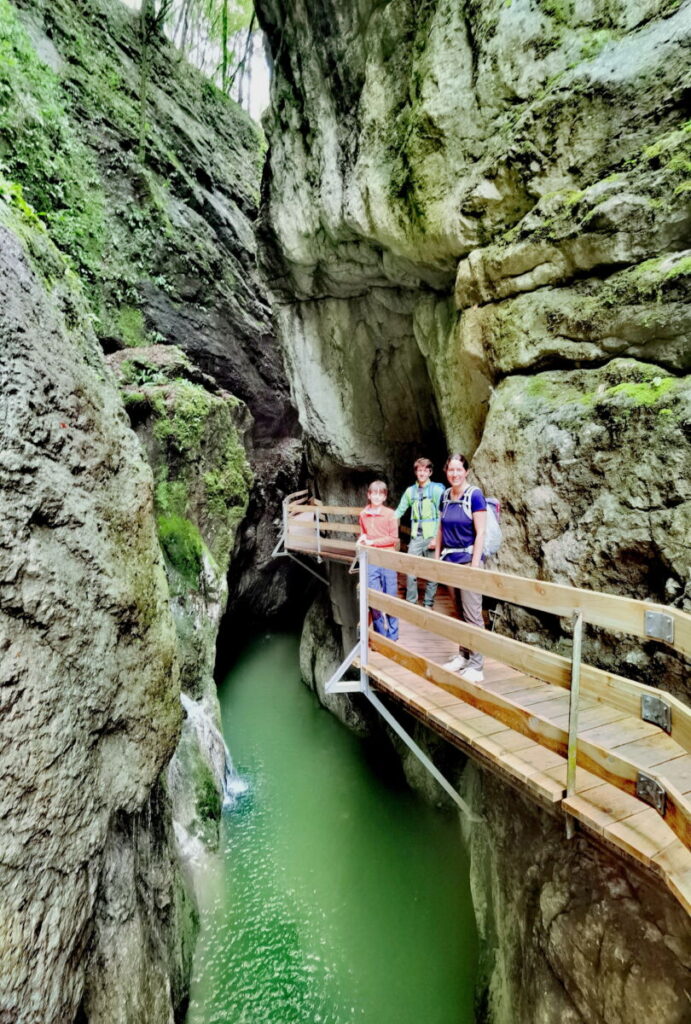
[442,486,502,559]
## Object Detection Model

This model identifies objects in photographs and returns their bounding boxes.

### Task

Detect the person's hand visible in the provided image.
[427,539,435,551]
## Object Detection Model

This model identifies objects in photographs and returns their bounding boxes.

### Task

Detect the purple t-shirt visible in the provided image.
[440,488,487,563]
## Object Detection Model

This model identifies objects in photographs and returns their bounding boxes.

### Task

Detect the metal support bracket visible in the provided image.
[284,551,329,585]
[636,771,666,815]
[565,610,583,840]
[644,610,674,644]
[324,643,362,694]
[641,693,672,734]
[364,686,483,823]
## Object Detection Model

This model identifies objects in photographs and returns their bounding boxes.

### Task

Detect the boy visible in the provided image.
[394,458,445,607]
[358,480,399,642]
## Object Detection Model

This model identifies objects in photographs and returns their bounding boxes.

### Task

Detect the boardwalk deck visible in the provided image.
[362,587,691,913]
[280,506,691,914]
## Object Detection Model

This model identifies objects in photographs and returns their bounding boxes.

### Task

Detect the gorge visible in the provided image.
[0,0,689,1021]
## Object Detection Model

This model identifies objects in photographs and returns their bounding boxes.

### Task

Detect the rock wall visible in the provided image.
[0,202,188,1020]
[0,0,305,1018]
[256,0,691,1019]
[5,0,306,625]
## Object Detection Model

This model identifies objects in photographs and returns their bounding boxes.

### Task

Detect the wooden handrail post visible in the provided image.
[359,544,369,691]
[565,610,584,838]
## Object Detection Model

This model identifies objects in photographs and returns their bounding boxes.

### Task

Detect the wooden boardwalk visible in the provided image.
[365,589,691,912]
[281,493,691,913]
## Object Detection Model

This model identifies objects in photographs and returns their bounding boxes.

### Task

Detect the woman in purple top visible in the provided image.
[434,454,487,682]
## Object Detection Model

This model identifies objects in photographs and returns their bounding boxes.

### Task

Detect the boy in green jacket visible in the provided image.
[394,458,445,608]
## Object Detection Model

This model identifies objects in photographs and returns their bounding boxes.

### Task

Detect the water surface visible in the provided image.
[187,633,478,1024]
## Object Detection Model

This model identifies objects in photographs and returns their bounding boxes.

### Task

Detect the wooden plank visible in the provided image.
[367,633,691,851]
[613,733,687,770]
[650,841,691,914]
[366,589,691,753]
[655,755,691,794]
[367,546,691,657]
[562,784,642,833]
[289,534,358,553]
[287,522,360,537]
[604,808,676,867]
[579,718,660,749]
[289,503,362,516]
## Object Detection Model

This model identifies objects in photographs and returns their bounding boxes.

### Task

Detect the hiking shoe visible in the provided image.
[459,667,484,684]
[442,655,469,673]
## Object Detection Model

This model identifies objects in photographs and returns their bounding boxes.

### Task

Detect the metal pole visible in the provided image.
[565,610,583,839]
[364,689,482,822]
[359,544,368,692]
[315,507,322,562]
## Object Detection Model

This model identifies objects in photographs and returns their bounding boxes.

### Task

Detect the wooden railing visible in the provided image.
[363,545,691,850]
[284,498,363,563]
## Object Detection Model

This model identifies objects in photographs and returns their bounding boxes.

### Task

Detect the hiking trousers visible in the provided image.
[405,533,438,607]
[367,564,399,641]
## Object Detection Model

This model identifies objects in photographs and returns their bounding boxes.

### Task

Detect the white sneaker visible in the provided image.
[459,667,484,684]
[442,655,469,673]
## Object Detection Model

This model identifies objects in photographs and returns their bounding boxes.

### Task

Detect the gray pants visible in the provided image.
[406,533,438,606]
[456,581,484,670]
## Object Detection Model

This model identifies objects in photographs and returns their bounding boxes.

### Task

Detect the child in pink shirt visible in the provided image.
[358,481,399,641]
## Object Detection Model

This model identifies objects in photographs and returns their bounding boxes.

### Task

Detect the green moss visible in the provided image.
[540,0,572,25]
[155,477,189,519]
[195,762,222,822]
[0,0,106,285]
[157,513,204,584]
[116,306,147,348]
[578,29,614,61]
[603,377,678,406]
[153,381,214,457]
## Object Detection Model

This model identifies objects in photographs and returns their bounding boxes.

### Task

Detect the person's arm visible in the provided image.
[393,487,411,519]
[471,510,486,568]
[357,510,369,545]
[434,521,443,559]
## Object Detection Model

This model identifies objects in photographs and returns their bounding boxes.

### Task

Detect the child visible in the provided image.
[358,480,399,642]
[394,457,445,607]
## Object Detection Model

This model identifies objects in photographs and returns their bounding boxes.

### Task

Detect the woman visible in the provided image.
[434,454,486,682]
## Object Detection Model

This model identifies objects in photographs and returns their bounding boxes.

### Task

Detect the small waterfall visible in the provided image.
[180,692,248,808]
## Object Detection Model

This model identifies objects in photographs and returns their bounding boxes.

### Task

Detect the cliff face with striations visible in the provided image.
[0,0,301,1018]
[256,0,691,1018]
[0,200,191,1021]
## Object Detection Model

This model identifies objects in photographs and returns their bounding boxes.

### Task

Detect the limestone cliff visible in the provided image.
[256,0,691,1019]
[4,0,305,624]
[0,200,190,1020]
[0,0,300,1018]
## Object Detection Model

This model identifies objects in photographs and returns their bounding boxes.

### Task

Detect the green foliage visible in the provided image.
[157,513,204,583]
[120,357,169,387]
[168,0,254,94]
[0,175,40,223]
[0,0,106,283]
[153,380,214,456]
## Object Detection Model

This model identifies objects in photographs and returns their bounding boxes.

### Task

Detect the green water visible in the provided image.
[186,633,478,1024]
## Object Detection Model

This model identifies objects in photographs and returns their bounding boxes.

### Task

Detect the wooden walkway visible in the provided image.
[280,492,691,913]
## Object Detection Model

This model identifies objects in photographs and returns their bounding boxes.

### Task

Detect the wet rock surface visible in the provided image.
[0,205,188,1022]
